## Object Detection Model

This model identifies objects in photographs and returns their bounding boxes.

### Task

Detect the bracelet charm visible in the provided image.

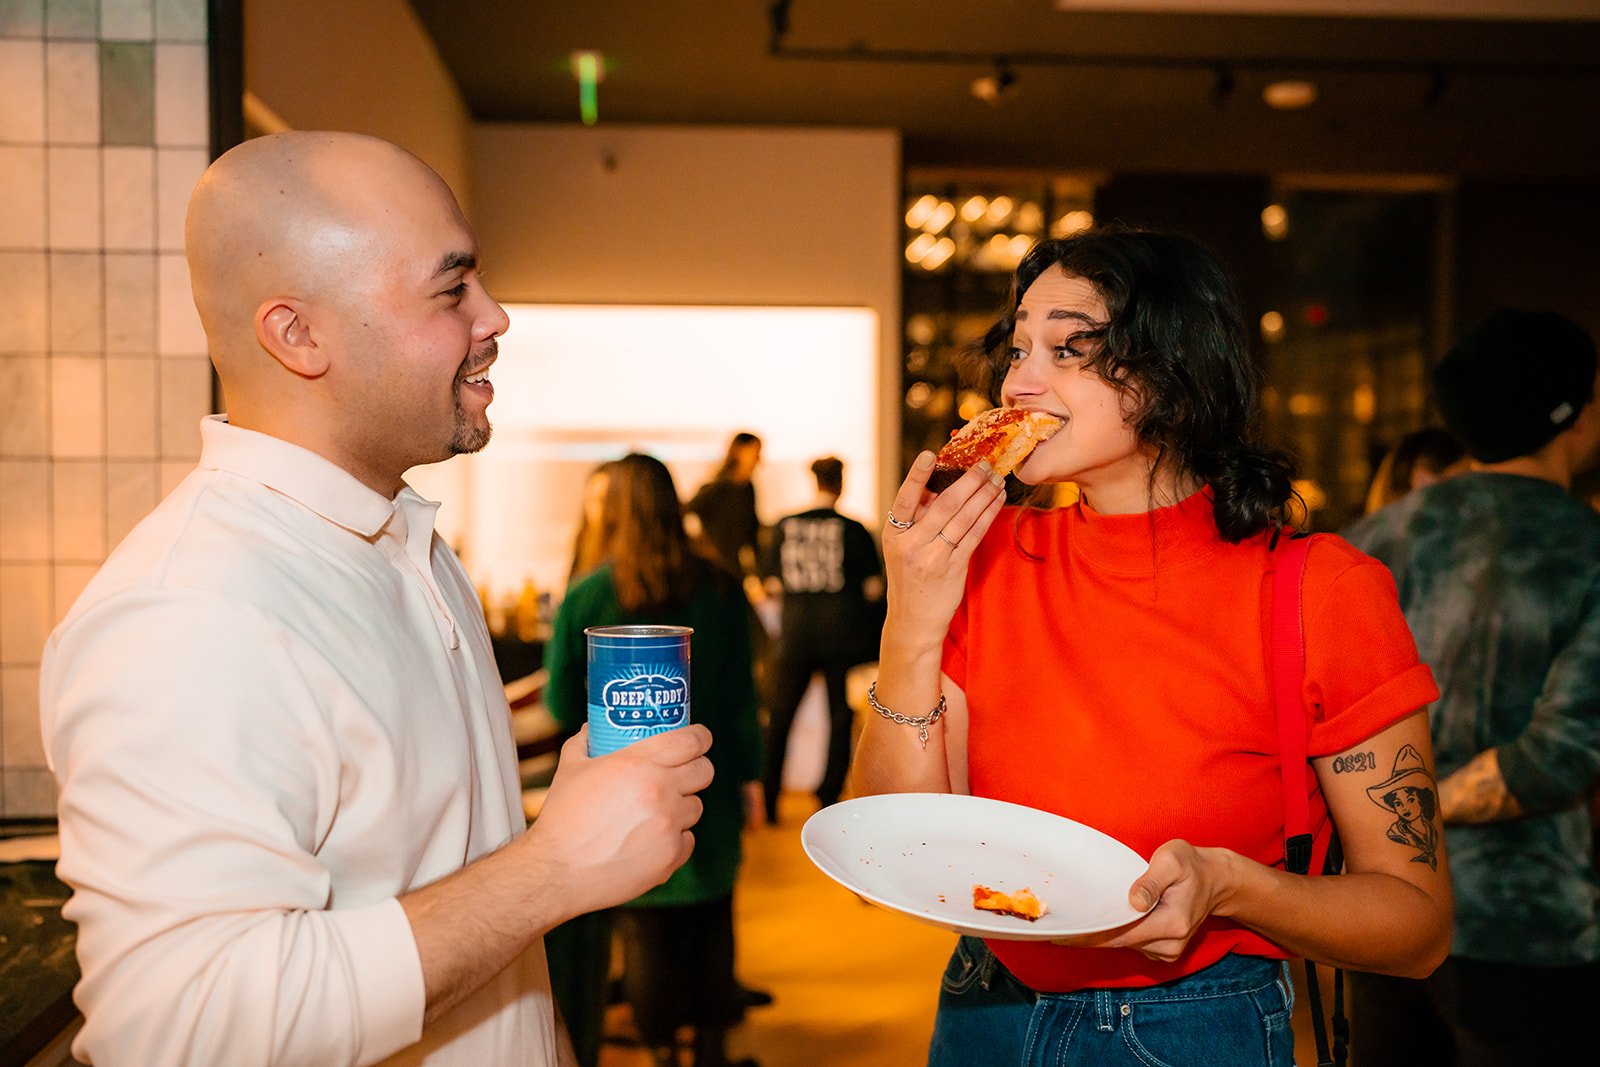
[866,681,947,748]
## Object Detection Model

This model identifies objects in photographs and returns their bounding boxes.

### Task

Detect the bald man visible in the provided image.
[40,132,713,1067]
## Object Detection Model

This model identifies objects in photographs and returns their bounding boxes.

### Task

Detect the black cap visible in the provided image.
[1431,310,1597,463]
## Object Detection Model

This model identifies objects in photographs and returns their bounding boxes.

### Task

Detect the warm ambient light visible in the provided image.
[405,305,880,597]
[1263,79,1318,110]
[1261,203,1289,239]
[1260,310,1286,343]
[1352,382,1377,424]
[971,61,1017,105]
[905,194,938,228]
[905,233,937,263]
[1053,210,1094,237]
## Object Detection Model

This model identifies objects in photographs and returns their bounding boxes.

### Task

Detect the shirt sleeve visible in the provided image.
[1496,578,1600,812]
[1302,547,1440,757]
[41,590,425,1067]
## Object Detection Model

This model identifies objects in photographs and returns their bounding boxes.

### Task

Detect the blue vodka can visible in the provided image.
[584,625,693,756]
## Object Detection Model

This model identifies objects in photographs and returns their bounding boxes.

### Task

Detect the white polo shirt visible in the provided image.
[41,416,557,1066]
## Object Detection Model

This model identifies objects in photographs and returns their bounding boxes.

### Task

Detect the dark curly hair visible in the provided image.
[966,227,1297,542]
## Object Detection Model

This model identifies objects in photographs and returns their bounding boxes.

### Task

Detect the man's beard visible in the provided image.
[449,339,496,455]
[449,404,492,455]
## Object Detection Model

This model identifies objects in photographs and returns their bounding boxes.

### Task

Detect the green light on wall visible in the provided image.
[570,50,604,126]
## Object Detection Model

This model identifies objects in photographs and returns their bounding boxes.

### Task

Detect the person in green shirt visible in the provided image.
[545,452,764,1067]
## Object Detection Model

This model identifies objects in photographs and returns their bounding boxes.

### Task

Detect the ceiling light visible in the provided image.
[924,201,956,234]
[1262,79,1318,110]
[985,196,1014,224]
[960,195,989,223]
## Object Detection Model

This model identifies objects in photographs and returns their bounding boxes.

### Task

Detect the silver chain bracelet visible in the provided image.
[866,681,947,749]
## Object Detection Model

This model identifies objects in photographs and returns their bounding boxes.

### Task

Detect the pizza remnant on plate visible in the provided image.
[972,883,1047,922]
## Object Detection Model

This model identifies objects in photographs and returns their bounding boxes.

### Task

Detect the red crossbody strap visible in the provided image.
[1272,534,1315,873]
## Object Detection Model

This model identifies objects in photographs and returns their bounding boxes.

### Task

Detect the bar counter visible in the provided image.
[0,856,76,1067]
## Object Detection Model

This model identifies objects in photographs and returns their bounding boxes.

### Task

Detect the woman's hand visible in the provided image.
[881,452,1007,648]
[1055,840,1239,962]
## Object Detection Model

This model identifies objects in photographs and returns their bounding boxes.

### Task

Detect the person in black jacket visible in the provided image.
[685,432,763,583]
[760,456,884,823]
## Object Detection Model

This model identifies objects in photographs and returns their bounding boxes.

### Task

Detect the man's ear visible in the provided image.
[255,298,330,378]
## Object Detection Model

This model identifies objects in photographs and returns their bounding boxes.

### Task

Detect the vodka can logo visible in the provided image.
[584,625,692,756]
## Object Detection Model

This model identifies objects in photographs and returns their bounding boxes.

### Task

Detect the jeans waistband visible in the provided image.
[989,946,1283,1005]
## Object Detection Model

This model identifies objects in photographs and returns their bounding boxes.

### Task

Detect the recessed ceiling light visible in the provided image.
[1263,79,1318,110]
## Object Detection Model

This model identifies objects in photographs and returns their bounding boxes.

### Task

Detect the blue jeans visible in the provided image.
[927,937,1296,1067]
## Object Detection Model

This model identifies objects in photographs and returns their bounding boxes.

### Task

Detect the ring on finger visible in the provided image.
[936,531,957,547]
[886,511,913,530]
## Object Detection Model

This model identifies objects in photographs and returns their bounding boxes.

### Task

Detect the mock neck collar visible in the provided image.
[1068,486,1221,574]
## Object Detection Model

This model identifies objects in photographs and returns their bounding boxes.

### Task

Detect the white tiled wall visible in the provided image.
[0,0,214,818]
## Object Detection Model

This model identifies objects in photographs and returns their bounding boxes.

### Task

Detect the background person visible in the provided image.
[853,228,1453,1066]
[39,131,712,1067]
[545,453,765,1067]
[568,460,617,590]
[1363,426,1468,514]
[685,432,764,585]
[759,456,884,824]
[1344,308,1600,1065]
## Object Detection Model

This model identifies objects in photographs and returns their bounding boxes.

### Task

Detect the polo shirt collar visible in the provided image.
[198,415,403,538]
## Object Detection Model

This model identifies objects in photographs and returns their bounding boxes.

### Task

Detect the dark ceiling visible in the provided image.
[408,1,1600,180]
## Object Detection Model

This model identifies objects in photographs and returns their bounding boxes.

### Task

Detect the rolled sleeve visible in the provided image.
[43,590,427,1067]
[1305,554,1440,756]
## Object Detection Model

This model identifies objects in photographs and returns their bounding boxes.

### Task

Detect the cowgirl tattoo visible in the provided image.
[1363,744,1442,870]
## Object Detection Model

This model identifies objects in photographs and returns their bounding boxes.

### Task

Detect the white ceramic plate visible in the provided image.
[801,793,1153,941]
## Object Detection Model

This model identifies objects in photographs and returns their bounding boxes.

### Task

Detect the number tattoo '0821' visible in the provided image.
[1331,751,1377,774]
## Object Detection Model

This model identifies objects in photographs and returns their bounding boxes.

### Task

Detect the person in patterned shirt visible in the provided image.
[1344,308,1600,1066]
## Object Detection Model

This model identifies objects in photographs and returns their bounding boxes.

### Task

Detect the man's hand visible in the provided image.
[525,725,714,917]
[1439,747,1525,824]
[402,724,713,1025]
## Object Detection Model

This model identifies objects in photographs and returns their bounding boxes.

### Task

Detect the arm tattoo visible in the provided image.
[1438,748,1525,826]
[1359,744,1442,870]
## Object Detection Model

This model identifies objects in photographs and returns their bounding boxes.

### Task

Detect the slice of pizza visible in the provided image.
[972,883,1048,922]
[928,407,1063,492]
